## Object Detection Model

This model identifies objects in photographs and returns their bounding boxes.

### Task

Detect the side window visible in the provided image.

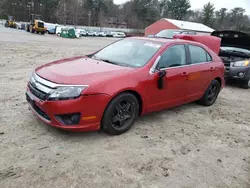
[207,53,212,61]
[189,45,212,64]
[157,45,186,69]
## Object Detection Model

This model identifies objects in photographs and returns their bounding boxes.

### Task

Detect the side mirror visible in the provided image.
[158,70,167,89]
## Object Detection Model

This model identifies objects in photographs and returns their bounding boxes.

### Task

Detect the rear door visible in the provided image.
[187,44,215,99]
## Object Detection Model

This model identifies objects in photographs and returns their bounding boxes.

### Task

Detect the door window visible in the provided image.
[189,45,212,64]
[157,45,187,69]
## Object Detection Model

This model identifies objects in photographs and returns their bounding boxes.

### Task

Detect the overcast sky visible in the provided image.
[113,0,250,14]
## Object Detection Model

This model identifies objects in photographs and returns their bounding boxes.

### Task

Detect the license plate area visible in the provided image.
[26,92,35,106]
[26,92,51,121]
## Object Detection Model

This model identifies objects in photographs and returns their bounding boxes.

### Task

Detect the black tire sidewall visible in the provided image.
[241,78,250,89]
[102,93,139,135]
[200,80,221,106]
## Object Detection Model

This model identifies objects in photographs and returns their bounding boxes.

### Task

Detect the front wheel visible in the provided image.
[198,80,221,106]
[102,93,139,135]
[241,78,250,89]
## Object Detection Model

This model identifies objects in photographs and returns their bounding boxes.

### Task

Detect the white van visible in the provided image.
[112,32,126,38]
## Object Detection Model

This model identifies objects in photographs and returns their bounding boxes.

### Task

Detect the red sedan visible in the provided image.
[26,36,225,135]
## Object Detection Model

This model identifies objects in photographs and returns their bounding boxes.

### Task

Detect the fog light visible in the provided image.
[55,113,81,125]
[238,72,244,77]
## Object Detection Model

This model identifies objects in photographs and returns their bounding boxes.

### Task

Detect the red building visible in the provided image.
[145,18,214,36]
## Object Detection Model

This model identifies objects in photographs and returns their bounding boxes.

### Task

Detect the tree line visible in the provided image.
[0,0,250,33]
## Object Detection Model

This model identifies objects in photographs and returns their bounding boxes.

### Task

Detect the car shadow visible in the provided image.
[225,79,244,89]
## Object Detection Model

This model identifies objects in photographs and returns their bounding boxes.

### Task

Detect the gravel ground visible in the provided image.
[0,27,250,188]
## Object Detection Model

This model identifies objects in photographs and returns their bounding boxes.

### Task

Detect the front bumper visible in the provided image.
[26,89,111,132]
[225,66,250,80]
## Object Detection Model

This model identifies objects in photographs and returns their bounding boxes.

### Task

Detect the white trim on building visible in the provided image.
[164,18,214,33]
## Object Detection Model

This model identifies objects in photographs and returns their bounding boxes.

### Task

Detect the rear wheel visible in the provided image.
[241,78,250,89]
[199,80,221,106]
[102,93,139,135]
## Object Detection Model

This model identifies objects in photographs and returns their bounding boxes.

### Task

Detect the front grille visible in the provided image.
[26,93,51,121]
[28,83,47,100]
[38,22,44,28]
[223,61,231,71]
[223,61,231,67]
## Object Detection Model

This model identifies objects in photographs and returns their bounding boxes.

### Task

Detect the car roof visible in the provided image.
[129,36,199,45]
[129,36,221,54]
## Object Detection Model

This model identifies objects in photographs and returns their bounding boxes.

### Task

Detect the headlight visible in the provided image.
[233,60,249,67]
[48,86,87,100]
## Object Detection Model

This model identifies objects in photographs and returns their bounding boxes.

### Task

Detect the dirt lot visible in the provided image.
[0,27,250,188]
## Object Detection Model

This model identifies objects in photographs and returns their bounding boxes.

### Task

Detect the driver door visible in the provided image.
[147,44,190,112]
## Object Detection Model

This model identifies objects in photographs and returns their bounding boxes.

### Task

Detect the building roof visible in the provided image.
[164,18,214,33]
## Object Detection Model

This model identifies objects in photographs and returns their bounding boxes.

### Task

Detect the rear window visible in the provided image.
[189,45,212,64]
[156,30,182,38]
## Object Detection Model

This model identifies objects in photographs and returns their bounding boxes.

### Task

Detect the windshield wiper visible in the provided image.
[91,56,133,68]
[102,59,134,67]
[100,59,120,65]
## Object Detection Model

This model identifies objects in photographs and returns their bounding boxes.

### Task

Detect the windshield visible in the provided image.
[221,46,250,54]
[155,30,182,38]
[92,38,162,67]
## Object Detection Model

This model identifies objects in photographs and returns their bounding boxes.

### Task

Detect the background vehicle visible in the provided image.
[26,14,47,34]
[98,31,107,37]
[92,31,99,36]
[106,31,113,37]
[55,26,63,36]
[112,31,126,38]
[47,28,56,34]
[5,16,17,28]
[211,30,250,89]
[85,30,95,36]
[79,29,87,36]
[26,36,224,135]
[45,23,58,34]
[154,29,197,38]
[15,22,21,29]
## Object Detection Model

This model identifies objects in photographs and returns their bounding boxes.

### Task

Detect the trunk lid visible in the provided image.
[173,34,221,54]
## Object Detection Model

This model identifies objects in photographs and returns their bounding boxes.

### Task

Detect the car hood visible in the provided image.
[211,30,250,50]
[35,56,134,85]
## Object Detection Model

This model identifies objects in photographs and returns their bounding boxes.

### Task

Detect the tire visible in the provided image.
[41,31,45,35]
[199,80,221,106]
[102,93,139,135]
[241,78,250,89]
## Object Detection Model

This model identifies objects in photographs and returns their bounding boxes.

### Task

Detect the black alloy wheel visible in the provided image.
[199,80,221,106]
[207,83,219,102]
[102,93,139,135]
[241,78,250,89]
[112,100,134,128]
